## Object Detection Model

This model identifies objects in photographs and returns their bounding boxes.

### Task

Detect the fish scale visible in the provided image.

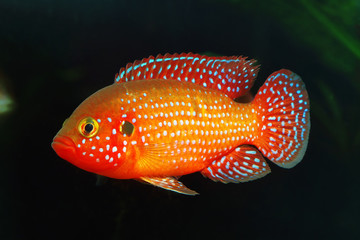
[115,79,257,178]
[52,53,310,195]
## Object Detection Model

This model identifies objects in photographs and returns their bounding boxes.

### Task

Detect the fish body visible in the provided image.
[52,53,310,195]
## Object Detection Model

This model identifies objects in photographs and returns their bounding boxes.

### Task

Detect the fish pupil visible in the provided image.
[85,123,94,133]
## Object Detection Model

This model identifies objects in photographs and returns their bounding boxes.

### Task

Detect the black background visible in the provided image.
[0,0,359,239]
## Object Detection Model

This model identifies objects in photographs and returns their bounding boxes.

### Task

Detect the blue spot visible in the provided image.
[126,66,133,73]
[206,59,214,67]
[192,57,199,64]
[119,71,125,79]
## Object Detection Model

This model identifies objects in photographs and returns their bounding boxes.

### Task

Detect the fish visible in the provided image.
[52,53,310,195]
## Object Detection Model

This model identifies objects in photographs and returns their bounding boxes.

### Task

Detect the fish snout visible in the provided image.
[52,135,77,161]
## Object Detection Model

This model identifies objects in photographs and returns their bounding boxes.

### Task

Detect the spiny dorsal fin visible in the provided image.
[114,53,259,99]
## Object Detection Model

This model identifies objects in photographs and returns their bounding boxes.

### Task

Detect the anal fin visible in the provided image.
[201,145,271,183]
[138,176,198,195]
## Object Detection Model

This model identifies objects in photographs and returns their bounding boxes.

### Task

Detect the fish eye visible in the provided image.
[119,121,134,136]
[78,117,99,138]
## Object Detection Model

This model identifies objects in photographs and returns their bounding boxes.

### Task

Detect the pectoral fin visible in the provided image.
[138,176,198,195]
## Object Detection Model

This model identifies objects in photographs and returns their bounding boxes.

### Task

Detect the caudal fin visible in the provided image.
[252,69,310,168]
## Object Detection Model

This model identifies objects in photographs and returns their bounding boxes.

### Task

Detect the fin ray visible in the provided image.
[138,176,198,195]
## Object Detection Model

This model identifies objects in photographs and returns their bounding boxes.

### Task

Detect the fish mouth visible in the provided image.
[52,135,76,161]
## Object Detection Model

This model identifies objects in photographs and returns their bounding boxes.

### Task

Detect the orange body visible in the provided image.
[54,79,256,178]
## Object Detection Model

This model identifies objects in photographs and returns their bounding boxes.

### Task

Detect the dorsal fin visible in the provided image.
[114,53,259,99]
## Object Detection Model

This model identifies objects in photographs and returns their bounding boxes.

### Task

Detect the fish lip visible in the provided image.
[52,135,76,158]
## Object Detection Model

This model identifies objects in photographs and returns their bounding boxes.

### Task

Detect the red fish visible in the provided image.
[52,53,310,195]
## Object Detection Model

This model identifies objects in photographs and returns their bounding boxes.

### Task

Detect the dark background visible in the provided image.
[1,0,359,239]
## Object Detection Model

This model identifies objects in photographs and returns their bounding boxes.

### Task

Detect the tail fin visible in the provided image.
[252,69,310,168]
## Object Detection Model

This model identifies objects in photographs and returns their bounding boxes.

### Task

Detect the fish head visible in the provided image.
[52,84,136,176]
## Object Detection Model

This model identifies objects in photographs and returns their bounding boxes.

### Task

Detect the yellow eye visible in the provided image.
[78,117,99,138]
[119,121,134,136]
